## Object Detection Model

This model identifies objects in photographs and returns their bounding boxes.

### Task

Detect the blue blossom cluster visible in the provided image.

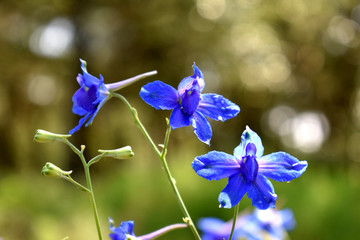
[67,60,308,239]
[198,208,296,240]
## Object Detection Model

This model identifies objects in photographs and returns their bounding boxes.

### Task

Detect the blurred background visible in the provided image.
[1,0,360,239]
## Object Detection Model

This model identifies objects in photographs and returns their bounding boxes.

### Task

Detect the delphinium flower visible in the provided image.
[249,208,296,240]
[198,208,296,240]
[139,63,240,145]
[108,218,187,240]
[70,59,156,134]
[197,214,256,240]
[192,126,308,209]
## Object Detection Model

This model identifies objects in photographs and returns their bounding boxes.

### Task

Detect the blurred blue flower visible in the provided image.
[109,218,187,240]
[250,208,296,240]
[192,126,308,209]
[198,216,255,240]
[139,63,240,145]
[109,218,136,240]
[70,59,156,134]
[198,208,296,240]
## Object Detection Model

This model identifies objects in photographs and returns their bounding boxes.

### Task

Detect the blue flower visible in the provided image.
[198,208,296,240]
[192,126,308,209]
[198,216,255,240]
[109,218,136,240]
[250,208,296,240]
[109,218,187,240]
[70,59,157,134]
[139,63,240,145]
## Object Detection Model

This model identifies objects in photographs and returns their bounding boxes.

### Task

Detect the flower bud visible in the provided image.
[98,146,134,160]
[34,129,71,143]
[41,162,72,178]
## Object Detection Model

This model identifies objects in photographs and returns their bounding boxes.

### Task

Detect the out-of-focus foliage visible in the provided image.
[1,0,360,239]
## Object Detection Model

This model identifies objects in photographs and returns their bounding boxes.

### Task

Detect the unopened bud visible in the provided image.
[41,162,72,178]
[98,146,134,160]
[34,129,71,143]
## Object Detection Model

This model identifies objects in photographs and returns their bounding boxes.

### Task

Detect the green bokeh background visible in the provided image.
[1,0,360,239]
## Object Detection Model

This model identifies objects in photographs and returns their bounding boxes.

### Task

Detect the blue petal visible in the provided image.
[72,85,99,114]
[192,63,205,91]
[120,221,135,235]
[197,218,228,238]
[109,233,124,240]
[169,106,190,128]
[198,94,240,121]
[178,63,205,95]
[258,152,308,182]
[85,97,109,127]
[219,174,249,208]
[279,209,296,231]
[191,111,212,145]
[140,81,179,110]
[247,175,277,210]
[69,112,92,134]
[234,126,264,159]
[192,151,240,181]
[79,59,102,86]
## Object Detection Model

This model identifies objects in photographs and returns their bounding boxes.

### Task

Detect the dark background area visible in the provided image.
[1,0,360,239]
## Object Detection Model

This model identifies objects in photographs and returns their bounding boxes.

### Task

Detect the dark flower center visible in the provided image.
[180,81,201,115]
[240,143,259,183]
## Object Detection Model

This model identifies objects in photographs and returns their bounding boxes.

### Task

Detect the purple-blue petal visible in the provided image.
[85,97,108,127]
[192,151,240,181]
[169,106,190,128]
[178,63,205,95]
[72,85,99,114]
[140,80,179,110]
[69,112,92,135]
[79,59,102,86]
[247,175,277,210]
[219,174,249,208]
[120,221,135,235]
[258,152,308,182]
[279,209,296,231]
[197,93,240,121]
[234,126,264,159]
[198,218,229,240]
[190,111,212,145]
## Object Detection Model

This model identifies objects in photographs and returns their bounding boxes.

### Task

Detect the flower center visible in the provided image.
[240,143,259,183]
[180,81,201,115]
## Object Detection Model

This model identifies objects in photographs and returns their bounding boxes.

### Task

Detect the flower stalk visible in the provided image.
[111,92,201,240]
[63,140,103,240]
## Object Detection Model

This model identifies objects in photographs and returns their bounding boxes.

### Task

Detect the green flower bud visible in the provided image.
[41,162,72,178]
[98,146,134,160]
[34,129,71,143]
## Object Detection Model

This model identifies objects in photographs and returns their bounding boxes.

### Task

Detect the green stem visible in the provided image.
[111,93,201,240]
[64,175,90,193]
[228,203,239,240]
[63,140,103,240]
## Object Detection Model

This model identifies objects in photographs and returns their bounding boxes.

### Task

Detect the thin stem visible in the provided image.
[111,93,201,240]
[63,140,103,240]
[64,175,90,193]
[84,163,103,240]
[88,154,105,167]
[228,203,240,240]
